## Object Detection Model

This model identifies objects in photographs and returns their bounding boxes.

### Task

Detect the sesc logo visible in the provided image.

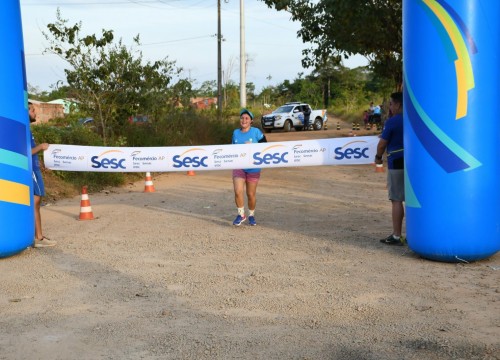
[334,141,370,160]
[253,145,289,165]
[91,150,127,169]
[173,148,209,168]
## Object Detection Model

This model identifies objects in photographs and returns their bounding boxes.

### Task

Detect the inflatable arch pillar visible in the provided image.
[0,1,34,257]
[404,0,500,261]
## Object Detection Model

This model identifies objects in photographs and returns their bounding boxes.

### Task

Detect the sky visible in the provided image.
[20,0,367,93]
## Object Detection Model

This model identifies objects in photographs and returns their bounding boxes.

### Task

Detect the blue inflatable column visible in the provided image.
[0,0,35,257]
[403,0,500,262]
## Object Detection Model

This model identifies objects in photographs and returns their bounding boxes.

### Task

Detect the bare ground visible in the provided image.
[0,127,499,360]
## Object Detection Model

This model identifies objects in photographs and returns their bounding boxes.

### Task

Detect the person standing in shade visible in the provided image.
[29,102,56,248]
[374,92,405,245]
[372,103,382,126]
[303,104,312,130]
[368,101,375,125]
[231,109,267,226]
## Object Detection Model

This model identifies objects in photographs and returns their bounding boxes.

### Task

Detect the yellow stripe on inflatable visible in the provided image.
[424,0,474,119]
[0,179,30,206]
[454,59,467,119]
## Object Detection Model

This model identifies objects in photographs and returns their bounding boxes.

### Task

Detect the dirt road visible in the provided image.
[1,128,498,360]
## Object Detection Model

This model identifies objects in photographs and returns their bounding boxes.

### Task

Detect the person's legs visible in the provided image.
[246,180,258,211]
[34,194,43,240]
[233,176,246,209]
[32,170,56,247]
[381,169,405,245]
[232,171,247,225]
[33,169,47,241]
[392,200,404,237]
[245,172,260,226]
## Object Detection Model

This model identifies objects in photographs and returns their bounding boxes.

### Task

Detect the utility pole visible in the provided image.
[217,0,223,120]
[239,0,246,108]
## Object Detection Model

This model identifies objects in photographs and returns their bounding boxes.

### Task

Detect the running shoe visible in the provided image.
[233,215,247,226]
[34,237,57,248]
[248,216,257,226]
[379,234,404,246]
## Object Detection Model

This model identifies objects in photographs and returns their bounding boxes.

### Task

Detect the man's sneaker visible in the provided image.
[248,216,257,226]
[379,234,404,246]
[34,237,57,248]
[233,215,247,226]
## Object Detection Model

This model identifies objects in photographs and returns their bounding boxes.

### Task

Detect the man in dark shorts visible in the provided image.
[374,92,405,245]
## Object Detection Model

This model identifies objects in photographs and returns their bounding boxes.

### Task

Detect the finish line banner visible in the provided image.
[43,136,379,172]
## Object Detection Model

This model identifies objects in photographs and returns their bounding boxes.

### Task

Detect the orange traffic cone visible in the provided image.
[144,172,155,193]
[78,186,95,220]
[187,170,195,176]
[375,164,385,173]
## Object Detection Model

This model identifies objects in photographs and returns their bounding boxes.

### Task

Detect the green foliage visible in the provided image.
[32,122,104,146]
[252,64,390,116]
[196,80,217,97]
[53,170,127,191]
[28,83,77,102]
[122,109,234,147]
[43,10,184,145]
[261,0,402,89]
[32,124,65,145]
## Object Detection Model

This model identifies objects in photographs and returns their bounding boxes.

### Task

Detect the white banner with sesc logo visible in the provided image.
[43,136,379,172]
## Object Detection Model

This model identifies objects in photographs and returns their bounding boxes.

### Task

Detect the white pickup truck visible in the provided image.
[260,102,328,132]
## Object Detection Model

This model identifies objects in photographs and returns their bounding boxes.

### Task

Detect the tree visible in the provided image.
[170,78,195,108]
[43,10,181,144]
[196,80,217,97]
[261,0,402,89]
[223,56,237,107]
[246,82,256,100]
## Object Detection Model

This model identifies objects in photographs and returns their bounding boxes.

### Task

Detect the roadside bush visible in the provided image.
[53,170,127,191]
[31,124,65,145]
[32,122,104,146]
[121,110,235,147]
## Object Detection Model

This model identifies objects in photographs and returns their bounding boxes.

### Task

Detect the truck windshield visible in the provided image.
[274,105,294,113]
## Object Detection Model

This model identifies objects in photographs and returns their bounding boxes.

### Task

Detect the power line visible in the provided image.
[25,33,214,56]
[141,35,213,46]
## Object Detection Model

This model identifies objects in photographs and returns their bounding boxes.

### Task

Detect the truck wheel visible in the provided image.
[284,120,292,132]
[313,118,322,130]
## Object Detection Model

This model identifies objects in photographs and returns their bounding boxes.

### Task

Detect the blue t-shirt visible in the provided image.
[380,113,404,169]
[30,130,40,171]
[232,127,265,173]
